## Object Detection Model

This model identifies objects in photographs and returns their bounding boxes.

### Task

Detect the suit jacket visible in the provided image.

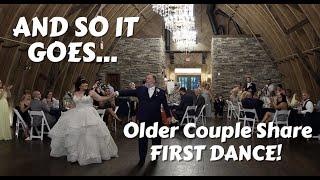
[244,82,257,94]
[194,94,205,116]
[176,93,194,113]
[118,86,171,124]
[30,99,56,127]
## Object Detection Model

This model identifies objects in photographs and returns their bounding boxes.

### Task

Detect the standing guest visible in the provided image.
[30,91,57,127]
[202,83,213,119]
[214,95,225,118]
[0,80,13,141]
[14,94,32,140]
[230,85,241,105]
[243,76,257,95]
[128,82,139,123]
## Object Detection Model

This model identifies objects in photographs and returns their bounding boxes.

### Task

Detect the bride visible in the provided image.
[49,76,118,166]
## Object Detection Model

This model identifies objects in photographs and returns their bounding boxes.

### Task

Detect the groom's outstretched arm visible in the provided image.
[116,89,138,97]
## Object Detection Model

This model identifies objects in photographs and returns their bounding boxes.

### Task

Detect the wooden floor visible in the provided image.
[1,117,320,176]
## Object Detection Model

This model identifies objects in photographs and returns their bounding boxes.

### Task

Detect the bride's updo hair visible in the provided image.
[75,76,90,96]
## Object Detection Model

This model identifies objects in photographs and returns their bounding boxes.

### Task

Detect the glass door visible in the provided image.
[177,75,201,90]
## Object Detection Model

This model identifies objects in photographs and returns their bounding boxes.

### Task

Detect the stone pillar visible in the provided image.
[101,38,166,89]
[211,36,282,98]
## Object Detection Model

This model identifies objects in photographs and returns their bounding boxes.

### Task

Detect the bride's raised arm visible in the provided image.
[89,90,114,102]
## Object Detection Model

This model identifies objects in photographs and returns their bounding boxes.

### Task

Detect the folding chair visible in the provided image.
[237,102,245,122]
[272,110,291,127]
[13,109,28,139]
[227,100,238,120]
[180,106,197,126]
[193,104,207,126]
[242,108,259,135]
[97,109,106,119]
[28,110,51,141]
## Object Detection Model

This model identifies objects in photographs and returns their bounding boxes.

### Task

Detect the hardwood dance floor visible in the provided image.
[1,118,320,176]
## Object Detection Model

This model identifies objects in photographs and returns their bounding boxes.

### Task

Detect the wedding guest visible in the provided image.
[286,89,298,108]
[243,76,257,95]
[214,95,225,118]
[167,82,181,107]
[230,85,241,104]
[261,93,288,123]
[316,99,320,112]
[171,87,193,122]
[276,84,286,95]
[0,80,13,141]
[299,91,314,115]
[202,83,213,119]
[262,79,275,97]
[42,91,58,109]
[30,91,57,127]
[14,94,32,140]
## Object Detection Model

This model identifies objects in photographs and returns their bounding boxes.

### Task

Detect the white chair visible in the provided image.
[227,100,238,120]
[272,110,291,126]
[242,108,259,135]
[180,106,197,126]
[193,104,207,126]
[28,110,51,141]
[97,109,106,119]
[13,109,28,139]
[237,102,245,122]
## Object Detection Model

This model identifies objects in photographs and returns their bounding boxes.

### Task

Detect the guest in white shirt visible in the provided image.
[300,91,314,115]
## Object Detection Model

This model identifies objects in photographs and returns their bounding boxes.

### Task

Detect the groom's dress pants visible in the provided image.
[139,120,162,161]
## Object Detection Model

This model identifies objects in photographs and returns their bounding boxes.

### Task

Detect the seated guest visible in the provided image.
[241,92,259,120]
[214,95,225,118]
[262,79,275,97]
[261,93,288,123]
[243,76,257,95]
[171,87,193,121]
[188,88,205,117]
[253,94,264,120]
[167,82,181,108]
[30,91,57,127]
[286,89,298,108]
[14,94,32,140]
[42,91,61,120]
[230,85,241,105]
[299,91,314,115]
[42,91,58,109]
[317,99,320,112]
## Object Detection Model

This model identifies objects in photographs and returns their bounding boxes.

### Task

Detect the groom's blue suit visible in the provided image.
[118,86,171,161]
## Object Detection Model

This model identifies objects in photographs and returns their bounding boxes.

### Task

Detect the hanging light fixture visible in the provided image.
[152,4,197,52]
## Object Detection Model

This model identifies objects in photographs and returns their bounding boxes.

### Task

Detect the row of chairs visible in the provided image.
[226,100,291,134]
[14,106,121,141]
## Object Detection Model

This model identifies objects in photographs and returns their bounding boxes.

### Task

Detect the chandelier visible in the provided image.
[152,4,197,51]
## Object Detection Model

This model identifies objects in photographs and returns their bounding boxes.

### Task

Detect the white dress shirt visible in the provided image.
[148,86,155,98]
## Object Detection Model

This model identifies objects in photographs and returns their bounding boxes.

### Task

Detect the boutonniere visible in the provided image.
[156,88,160,96]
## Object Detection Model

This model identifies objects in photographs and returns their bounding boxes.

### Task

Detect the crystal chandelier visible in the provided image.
[152,4,197,51]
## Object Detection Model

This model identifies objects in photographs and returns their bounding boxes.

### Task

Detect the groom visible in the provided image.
[115,74,172,166]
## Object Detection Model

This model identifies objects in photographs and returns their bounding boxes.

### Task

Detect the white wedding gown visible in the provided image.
[48,95,118,166]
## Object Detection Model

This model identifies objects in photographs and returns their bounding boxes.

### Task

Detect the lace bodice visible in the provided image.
[73,95,93,108]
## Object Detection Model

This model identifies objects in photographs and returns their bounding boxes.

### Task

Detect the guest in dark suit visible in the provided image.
[243,76,257,95]
[172,87,194,121]
[115,74,171,166]
[214,95,225,118]
[189,88,205,117]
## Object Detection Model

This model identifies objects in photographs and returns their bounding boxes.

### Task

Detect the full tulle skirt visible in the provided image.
[48,106,118,166]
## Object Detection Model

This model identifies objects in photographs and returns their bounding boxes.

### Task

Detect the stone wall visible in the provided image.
[211,36,282,98]
[101,38,166,89]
